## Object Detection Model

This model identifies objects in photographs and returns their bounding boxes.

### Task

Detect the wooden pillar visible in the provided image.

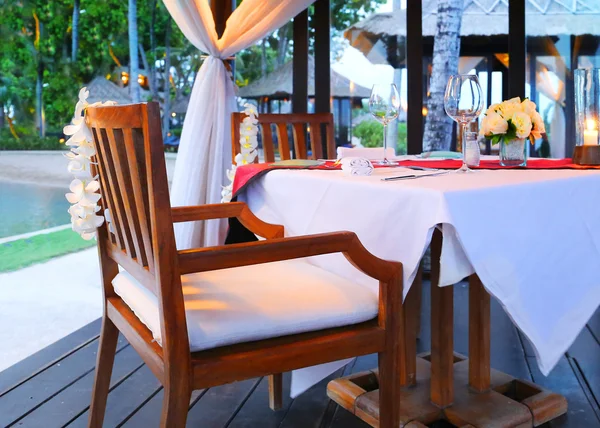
[485,56,493,154]
[211,0,235,75]
[508,0,526,99]
[314,0,331,114]
[293,9,309,114]
[314,0,331,155]
[210,0,234,38]
[469,275,491,392]
[406,0,423,155]
[430,229,454,408]
[565,35,576,157]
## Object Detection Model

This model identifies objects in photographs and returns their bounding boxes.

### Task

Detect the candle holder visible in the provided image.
[574,68,600,165]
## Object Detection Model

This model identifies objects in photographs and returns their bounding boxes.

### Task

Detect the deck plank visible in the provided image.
[527,355,600,427]
[0,319,101,395]
[14,345,141,427]
[567,326,600,410]
[279,368,345,428]
[69,364,162,427]
[226,373,292,428]
[185,379,259,427]
[0,335,127,428]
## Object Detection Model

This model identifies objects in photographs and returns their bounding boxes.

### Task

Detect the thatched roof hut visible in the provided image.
[238,55,371,99]
[86,76,136,105]
[345,0,600,64]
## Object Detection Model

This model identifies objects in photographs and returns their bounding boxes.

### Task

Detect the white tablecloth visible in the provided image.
[238,166,600,395]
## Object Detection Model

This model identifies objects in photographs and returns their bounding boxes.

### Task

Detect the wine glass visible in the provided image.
[444,75,484,173]
[369,84,400,165]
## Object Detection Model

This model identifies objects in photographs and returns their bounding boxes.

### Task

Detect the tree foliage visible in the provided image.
[1,0,383,136]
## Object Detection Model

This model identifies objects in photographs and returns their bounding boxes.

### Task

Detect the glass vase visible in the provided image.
[499,137,527,167]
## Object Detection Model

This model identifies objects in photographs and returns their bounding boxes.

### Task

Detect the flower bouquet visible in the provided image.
[479,97,546,166]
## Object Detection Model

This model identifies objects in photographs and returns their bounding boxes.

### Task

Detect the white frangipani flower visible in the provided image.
[64,87,116,239]
[221,104,259,203]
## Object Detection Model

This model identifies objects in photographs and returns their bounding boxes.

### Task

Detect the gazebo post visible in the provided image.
[406,0,423,155]
[314,0,332,152]
[565,35,577,157]
[293,10,309,114]
[508,0,526,99]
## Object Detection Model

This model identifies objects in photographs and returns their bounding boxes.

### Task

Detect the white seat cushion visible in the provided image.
[112,259,378,352]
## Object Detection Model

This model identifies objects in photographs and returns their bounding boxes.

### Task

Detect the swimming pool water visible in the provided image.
[0,181,70,238]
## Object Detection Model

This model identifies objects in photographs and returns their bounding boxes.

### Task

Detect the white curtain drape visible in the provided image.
[536,58,566,159]
[163,0,315,249]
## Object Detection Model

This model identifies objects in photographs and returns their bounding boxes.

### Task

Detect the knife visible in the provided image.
[381,171,449,181]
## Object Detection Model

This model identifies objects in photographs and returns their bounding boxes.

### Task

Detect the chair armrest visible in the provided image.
[171,203,284,239]
[177,231,401,283]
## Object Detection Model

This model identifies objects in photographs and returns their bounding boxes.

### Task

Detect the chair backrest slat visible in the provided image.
[231,112,336,163]
[122,128,155,272]
[292,123,308,159]
[87,102,189,362]
[92,128,125,250]
[275,122,291,160]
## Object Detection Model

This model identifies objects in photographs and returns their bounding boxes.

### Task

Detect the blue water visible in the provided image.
[0,181,70,238]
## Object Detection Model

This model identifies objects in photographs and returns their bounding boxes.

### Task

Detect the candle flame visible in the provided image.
[586,119,596,131]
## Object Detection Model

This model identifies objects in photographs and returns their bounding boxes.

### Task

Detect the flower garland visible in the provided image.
[221,103,259,203]
[63,87,116,240]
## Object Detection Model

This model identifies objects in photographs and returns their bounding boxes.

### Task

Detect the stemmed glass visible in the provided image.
[444,75,484,173]
[369,84,400,165]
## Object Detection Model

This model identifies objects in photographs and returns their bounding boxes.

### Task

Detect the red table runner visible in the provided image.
[232,158,597,197]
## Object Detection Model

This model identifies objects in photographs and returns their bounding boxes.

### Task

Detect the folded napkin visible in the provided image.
[337,147,396,160]
[340,157,374,176]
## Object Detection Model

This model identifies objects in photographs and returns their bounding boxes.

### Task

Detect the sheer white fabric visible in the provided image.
[536,59,566,158]
[163,0,315,248]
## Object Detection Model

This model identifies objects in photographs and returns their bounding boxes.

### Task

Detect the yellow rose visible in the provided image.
[511,111,533,139]
[521,99,537,116]
[497,100,523,119]
[482,111,508,136]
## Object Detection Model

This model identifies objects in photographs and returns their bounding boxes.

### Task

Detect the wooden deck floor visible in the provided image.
[1,281,599,428]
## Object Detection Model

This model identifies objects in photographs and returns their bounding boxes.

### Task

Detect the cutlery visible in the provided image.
[381,171,449,181]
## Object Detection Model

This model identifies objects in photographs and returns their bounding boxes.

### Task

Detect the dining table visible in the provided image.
[235,159,600,427]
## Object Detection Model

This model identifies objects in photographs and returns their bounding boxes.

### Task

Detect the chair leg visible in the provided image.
[378,351,402,428]
[88,316,119,428]
[160,383,192,428]
[268,373,283,411]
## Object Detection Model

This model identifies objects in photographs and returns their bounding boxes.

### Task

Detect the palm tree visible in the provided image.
[422,0,462,151]
[128,0,141,103]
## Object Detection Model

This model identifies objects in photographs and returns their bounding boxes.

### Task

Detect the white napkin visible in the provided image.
[340,157,374,176]
[336,147,396,160]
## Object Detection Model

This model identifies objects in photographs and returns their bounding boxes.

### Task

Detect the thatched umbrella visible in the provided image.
[85,76,136,105]
[238,55,371,100]
[238,55,371,146]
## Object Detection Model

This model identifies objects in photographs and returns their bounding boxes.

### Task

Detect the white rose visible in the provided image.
[486,103,501,115]
[483,111,508,136]
[511,111,533,139]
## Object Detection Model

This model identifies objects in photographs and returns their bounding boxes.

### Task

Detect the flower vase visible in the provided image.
[499,137,527,167]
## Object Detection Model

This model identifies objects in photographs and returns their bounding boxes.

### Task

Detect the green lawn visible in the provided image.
[0,229,96,273]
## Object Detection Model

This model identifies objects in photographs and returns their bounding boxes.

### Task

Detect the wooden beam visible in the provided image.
[508,0,526,98]
[314,0,330,114]
[406,0,423,155]
[293,10,309,114]
[468,275,491,392]
[565,35,576,157]
[430,230,454,408]
[210,0,234,38]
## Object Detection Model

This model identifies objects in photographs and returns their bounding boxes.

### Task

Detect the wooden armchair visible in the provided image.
[86,102,406,428]
[231,112,336,162]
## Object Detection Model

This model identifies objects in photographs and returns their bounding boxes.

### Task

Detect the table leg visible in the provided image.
[402,264,422,387]
[468,275,491,392]
[430,229,454,408]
